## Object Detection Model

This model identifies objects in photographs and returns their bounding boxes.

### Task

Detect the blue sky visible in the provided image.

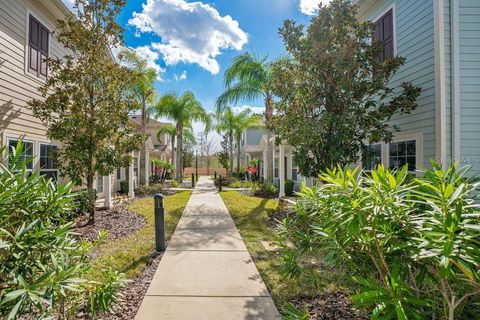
[114,0,323,114]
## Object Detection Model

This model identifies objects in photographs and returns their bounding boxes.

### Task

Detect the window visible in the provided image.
[97,174,104,193]
[292,158,299,181]
[39,144,58,181]
[28,15,49,79]
[362,144,382,170]
[389,140,416,171]
[117,166,121,180]
[8,139,34,170]
[373,9,393,62]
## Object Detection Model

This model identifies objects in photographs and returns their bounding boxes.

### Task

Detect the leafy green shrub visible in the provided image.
[251,181,278,198]
[285,179,295,196]
[214,176,235,187]
[87,269,128,316]
[171,179,180,188]
[119,180,129,194]
[149,175,160,184]
[0,142,89,319]
[279,163,480,319]
[73,188,97,216]
[135,183,163,197]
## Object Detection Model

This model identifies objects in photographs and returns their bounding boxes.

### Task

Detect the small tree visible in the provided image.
[217,134,231,173]
[28,0,145,224]
[270,0,421,176]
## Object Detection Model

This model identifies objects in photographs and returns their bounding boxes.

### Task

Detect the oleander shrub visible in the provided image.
[135,183,163,197]
[279,163,480,319]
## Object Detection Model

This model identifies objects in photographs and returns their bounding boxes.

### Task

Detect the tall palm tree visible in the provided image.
[151,91,208,182]
[233,111,262,173]
[119,48,157,185]
[215,107,237,175]
[216,52,274,180]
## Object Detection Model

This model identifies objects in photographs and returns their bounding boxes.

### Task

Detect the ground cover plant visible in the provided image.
[279,163,480,319]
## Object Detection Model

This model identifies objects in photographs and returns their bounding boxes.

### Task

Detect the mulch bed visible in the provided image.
[75,204,146,242]
[292,290,367,320]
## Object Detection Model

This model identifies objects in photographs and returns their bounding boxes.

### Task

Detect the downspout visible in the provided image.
[434,0,446,166]
[451,0,460,162]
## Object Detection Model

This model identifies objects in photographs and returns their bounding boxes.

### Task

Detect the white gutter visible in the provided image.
[434,0,446,165]
[451,0,460,161]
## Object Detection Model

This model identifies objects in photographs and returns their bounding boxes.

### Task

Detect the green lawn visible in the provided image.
[90,191,191,279]
[221,190,358,314]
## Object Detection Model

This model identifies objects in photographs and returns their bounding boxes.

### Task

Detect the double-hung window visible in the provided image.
[39,144,58,181]
[274,156,279,179]
[362,144,382,170]
[389,140,416,171]
[28,15,49,79]
[97,174,104,193]
[373,9,394,62]
[8,139,34,170]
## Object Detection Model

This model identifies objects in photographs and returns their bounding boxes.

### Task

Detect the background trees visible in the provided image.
[216,53,275,180]
[152,91,207,182]
[119,48,157,186]
[270,0,421,177]
[28,0,144,224]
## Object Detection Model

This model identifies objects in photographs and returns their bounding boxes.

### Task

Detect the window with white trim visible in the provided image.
[97,174,104,193]
[39,144,58,181]
[274,156,279,179]
[292,159,299,181]
[362,144,382,170]
[389,140,416,171]
[28,15,49,79]
[8,139,34,170]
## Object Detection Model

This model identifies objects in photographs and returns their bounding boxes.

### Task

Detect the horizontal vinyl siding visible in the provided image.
[0,0,68,142]
[359,0,437,170]
[459,0,480,174]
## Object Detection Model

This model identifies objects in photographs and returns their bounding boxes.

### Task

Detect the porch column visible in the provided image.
[287,150,293,180]
[279,145,285,197]
[128,152,135,199]
[145,150,150,186]
[263,150,267,178]
[103,174,112,208]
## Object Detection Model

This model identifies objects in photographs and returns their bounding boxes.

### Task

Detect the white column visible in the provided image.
[128,152,135,199]
[145,150,150,186]
[103,174,112,208]
[279,145,285,197]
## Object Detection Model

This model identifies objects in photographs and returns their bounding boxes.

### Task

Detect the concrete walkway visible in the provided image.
[135,176,280,320]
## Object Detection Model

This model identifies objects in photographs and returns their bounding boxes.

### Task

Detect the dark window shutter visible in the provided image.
[373,9,393,62]
[28,15,49,79]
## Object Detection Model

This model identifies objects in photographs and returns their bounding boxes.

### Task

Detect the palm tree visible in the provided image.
[216,52,274,180]
[215,107,237,175]
[119,48,157,185]
[151,91,208,182]
[233,111,262,173]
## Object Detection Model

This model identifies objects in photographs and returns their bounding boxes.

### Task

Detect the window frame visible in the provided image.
[362,143,383,171]
[39,143,59,181]
[7,138,35,171]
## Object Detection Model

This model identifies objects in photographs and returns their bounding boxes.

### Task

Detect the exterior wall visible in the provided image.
[459,0,480,173]
[245,127,266,146]
[360,0,436,170]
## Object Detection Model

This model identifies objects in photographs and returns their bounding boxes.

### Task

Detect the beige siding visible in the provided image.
[0,0,68,143]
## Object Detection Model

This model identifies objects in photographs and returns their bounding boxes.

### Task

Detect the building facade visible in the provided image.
[0,0,172,207]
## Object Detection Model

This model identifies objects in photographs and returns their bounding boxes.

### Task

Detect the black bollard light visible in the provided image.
[191,173,195,188]
[219,175,222,192]
[154,194,165,251]
[214,171,217,180]
[195,172,198,182]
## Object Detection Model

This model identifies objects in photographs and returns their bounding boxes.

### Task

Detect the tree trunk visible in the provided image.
[236,137,241,173]
[86,173,95,225]
[176,123,183,182]
[171,135,175,166]
[265,95,274,181]
[229,131,234,176]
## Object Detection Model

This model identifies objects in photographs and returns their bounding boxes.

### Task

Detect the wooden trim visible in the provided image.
[451,0,460,162]
[434,0,446,165]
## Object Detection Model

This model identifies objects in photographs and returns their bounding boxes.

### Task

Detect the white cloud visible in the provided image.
[232,105,264,115]
[128,0,248,74]
[174,70,188,81]
[299,0,331,16]
[134,46,166,80]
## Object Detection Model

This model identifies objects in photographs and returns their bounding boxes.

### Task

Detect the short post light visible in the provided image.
[191,173,195,188]
[154,194,165,252]
[219,175,222,192]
